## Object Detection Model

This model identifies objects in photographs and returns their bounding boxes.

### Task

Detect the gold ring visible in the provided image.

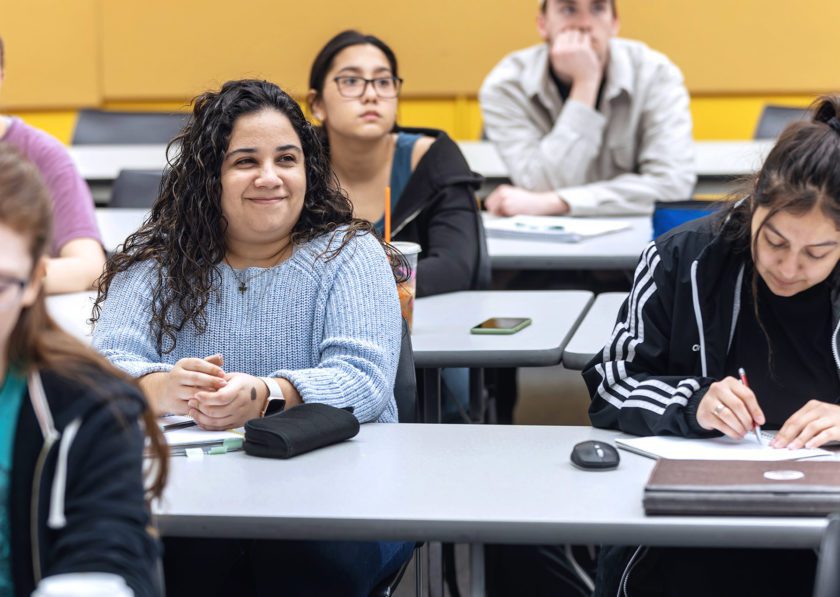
[714,402,726,416]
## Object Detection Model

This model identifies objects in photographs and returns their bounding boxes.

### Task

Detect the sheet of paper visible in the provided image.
[164,427,243,448]
[483,215,631,242]
[616,432,833,461]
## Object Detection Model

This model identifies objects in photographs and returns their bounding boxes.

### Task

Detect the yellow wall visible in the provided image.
[1,0,832,142]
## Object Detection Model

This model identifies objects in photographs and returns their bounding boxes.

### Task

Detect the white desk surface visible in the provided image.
[46,291,96,343]
[95,207,148,252]
[412,290,593,368]
[486,214,651,270]
[459,140,773,180]
[563,292,627,370]
[156,423,827,548]
[53,288,594,370]
[96,208,651,272]
[71,145,171,180]
[74,141,773,182]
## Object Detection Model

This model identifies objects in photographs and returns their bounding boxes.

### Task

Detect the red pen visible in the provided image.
[738,367,763,445]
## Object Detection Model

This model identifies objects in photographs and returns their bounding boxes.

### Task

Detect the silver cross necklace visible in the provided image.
[225,252,287,294]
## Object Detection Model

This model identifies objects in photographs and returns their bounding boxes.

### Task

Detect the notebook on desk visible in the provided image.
[616,432,831,462]
[644,458,840,516]
[483,215,631,242]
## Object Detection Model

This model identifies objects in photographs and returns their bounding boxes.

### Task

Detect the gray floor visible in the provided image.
[394,364,590,596]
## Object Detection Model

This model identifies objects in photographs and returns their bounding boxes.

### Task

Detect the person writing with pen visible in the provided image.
[582,97,840,596]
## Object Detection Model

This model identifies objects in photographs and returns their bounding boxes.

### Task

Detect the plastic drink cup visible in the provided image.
[390,241,421,332]
[33,573,134,597]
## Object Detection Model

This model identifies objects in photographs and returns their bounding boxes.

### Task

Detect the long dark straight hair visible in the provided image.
[722,96,840,357]
[0,143,168,500]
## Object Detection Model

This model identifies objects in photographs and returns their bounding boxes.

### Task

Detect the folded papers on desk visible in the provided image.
[157,423,244,456]
[483,215,631,242]
[644,459,840,516]
[616,433,831,462]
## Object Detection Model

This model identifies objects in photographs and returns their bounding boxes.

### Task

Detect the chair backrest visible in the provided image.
[110,170,163,209]
[813,513,840,597]
[754,105,810,140]
[72,109,187,145]
[652,200,725,239]
[473,204,492,290]
[394,318,418,423]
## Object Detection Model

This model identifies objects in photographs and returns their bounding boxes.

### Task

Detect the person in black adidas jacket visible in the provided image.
[0,144,167,596]
[583,98,840,596]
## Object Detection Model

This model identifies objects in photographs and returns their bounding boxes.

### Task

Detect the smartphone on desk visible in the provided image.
[470,317,532,335]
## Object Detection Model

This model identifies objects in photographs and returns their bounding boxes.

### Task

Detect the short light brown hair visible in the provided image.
[540,0,617,15]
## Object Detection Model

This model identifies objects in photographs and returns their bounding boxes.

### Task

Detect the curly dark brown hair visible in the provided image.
[93,79,400,353]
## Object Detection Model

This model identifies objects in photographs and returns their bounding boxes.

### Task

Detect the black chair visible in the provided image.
[369,319,421,597]
[754,105,809,140]
[109,169,163,209]
[813,513,840,597]
[72,109,186,145]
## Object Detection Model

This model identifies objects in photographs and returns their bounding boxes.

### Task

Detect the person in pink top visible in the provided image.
[0,36,105,294]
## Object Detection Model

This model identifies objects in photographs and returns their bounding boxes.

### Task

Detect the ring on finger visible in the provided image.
[713,402,726,416]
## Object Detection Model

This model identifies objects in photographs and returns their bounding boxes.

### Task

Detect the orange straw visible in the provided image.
[384,186,392,242]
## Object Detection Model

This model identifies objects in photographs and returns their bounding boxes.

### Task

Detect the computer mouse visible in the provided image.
[570,440,620,471]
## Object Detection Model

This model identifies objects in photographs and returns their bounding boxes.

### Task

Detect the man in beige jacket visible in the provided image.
[480,0,696,217]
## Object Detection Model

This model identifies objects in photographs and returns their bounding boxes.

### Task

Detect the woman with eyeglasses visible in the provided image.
[308,31,490,424]
[308,30,489,298]
[0,143,167,596]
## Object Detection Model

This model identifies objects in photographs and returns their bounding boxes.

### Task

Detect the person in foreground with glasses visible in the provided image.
[90,79,413,596]
[307,30,489,298]
[0,143,167,596]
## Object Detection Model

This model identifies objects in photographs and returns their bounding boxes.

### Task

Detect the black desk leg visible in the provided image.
[468,368,484,423]
[422,368,442,424]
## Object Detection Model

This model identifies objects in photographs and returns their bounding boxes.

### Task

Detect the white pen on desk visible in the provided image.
[738,367,763,446]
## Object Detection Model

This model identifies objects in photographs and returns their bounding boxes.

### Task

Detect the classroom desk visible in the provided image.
[95,208,652,273]
[412,290,593,422]
[46,291,96,343]
[458,140,773,189]
[71,145,171,180]
[562,292,628,370]
[156,424,829,596]
[75,141,772,200]
[95,207,148,252]
[157,423,827,547]
[486,214,651,271]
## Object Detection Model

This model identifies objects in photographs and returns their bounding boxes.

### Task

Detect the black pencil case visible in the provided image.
[243,403,360,459]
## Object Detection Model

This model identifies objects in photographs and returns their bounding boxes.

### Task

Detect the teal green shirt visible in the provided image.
[0,369,26,597]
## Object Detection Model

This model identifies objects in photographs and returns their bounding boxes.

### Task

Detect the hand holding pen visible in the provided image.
[696,373,766,441]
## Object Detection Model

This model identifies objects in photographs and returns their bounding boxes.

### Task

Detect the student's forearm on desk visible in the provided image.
[44,238,106,294]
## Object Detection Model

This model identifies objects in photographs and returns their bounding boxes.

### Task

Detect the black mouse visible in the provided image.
[570,440,620,470]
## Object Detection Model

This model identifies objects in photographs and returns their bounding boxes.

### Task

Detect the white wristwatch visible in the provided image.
[259,377,285,417]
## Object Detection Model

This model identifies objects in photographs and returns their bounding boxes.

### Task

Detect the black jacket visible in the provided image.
[583,210,840,437]
[10,368,160,596]
[391,127,490,297]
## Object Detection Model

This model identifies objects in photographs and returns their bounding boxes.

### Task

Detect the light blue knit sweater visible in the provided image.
[92,228,402,423]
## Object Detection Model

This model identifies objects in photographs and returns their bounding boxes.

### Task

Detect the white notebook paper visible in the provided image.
[616,432,832,462]
[484,215,631,242]
[164,426,243,448]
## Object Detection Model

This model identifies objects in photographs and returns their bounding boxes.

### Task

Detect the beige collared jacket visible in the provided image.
[479,38,697,216]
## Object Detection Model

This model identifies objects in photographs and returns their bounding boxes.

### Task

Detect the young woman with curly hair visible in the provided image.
[92,79,412,596]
